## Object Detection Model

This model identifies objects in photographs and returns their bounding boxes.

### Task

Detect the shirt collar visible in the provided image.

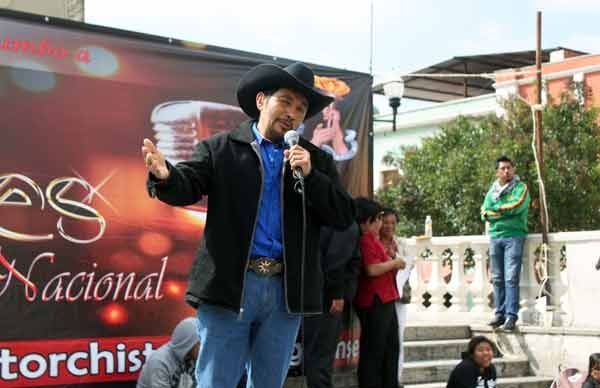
[251,122,284,148]
[251,121,265,145]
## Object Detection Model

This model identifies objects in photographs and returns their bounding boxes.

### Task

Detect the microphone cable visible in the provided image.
[297,174,308,388]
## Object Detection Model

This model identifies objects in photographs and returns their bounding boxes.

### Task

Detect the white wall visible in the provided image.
[373,126,440,190]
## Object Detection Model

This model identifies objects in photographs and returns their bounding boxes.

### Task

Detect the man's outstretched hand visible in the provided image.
[141,138,169,180]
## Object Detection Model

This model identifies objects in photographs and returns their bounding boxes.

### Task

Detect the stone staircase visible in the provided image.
[286,324,554,388]
[402,325,554,388]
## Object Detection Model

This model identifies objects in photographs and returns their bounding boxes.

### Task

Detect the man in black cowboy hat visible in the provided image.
[142,62,355,388]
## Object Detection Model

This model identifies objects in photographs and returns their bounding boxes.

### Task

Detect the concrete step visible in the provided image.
[404,339,470,362]
[404,325,471,342]
[402,357,531,385]
[406,376,554,388]
[286,373,552,388]
[286,371,357,388]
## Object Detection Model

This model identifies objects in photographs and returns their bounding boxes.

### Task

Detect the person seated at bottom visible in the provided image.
[137,317,199,388]
[583,353,600,388]
[446,336,497,388]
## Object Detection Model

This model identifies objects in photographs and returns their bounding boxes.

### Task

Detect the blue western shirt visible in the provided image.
[250,123,284,259]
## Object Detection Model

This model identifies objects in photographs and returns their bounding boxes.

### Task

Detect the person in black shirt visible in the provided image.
[583,353,600,388]
[303,222,361,388]
[447,336,497,388]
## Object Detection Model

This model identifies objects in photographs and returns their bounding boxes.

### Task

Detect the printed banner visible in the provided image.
[0,10,371,387]
[0,337,168,386]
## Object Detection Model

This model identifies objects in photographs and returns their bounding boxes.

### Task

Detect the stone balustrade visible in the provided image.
[401,230,600,329]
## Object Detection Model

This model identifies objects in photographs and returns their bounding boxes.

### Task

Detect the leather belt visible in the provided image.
[248,257,283,277]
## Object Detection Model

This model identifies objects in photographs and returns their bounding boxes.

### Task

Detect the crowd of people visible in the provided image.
[138,60,594,388]
[136,195,415,388]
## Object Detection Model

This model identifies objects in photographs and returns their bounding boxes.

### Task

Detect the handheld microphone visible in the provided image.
[283,130,304,180]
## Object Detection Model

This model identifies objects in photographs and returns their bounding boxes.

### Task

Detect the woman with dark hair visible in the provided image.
[446,336,497,388]
[583,353,600,388]
[354,197,406,388]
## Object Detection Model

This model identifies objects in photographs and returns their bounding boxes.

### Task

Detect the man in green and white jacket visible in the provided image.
[481,156,530,331]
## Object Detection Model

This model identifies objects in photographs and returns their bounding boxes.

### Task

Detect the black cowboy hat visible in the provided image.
[236,62,334,120]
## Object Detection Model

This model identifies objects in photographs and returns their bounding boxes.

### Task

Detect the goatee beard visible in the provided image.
[265,127,285,143]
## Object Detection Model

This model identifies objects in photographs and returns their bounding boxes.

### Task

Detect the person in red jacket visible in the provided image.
[354,197,406,388]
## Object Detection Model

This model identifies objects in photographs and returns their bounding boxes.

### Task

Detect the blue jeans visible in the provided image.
[195,271,302,388]
[490,236,525,320]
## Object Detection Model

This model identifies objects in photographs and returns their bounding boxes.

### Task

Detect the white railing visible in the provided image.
[401,231,600,329]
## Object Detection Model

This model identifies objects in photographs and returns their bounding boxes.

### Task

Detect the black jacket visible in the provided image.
[446,357,497,388]
[148,120,355,314]
[583,376,600,388]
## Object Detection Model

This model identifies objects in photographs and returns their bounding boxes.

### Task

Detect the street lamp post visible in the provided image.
[379,81,405,131]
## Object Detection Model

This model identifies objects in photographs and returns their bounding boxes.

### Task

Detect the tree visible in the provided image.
[377,86,600,237]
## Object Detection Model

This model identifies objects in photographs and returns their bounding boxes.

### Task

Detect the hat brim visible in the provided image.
[236,64,334,120]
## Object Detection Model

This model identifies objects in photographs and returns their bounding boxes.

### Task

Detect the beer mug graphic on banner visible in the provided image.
[150,100,247,212]
[150,100,247,164]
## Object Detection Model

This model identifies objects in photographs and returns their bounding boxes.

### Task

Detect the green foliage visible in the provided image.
[377,86,600,236]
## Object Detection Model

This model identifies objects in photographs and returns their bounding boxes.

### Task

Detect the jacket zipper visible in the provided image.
[238,141,264,320]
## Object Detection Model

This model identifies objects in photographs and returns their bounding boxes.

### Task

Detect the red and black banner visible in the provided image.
[0,10,371,387]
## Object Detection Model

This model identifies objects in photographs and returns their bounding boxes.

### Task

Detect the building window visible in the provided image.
[380,169,400,189]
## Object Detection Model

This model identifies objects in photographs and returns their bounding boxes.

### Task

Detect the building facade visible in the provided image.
[0,0,84,21]
[374,49,600,191]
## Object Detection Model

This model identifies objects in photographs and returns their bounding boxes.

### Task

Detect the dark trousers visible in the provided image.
[303,309,344,388]
[356,298,399,388]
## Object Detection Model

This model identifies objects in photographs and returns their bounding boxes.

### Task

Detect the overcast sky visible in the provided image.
[85,0,600,111]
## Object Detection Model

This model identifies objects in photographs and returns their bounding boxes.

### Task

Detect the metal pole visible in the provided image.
[369,0,374,75]
[535,11,554,318]
[535,11,548,244]
[368,82,374,197]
